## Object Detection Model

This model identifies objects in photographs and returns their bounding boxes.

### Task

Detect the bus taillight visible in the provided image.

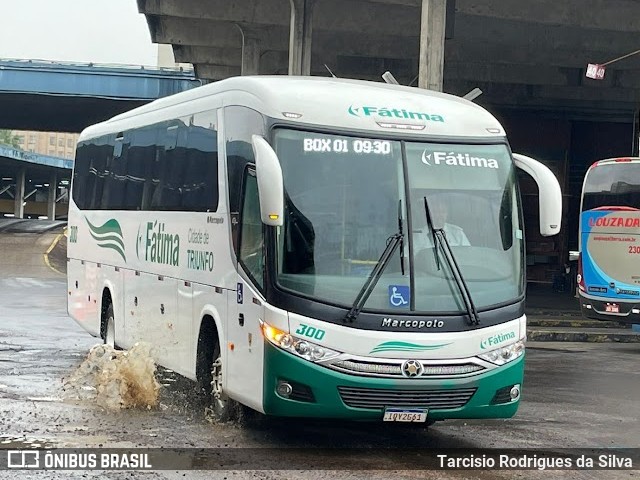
[577,252,585,292]
[614,157,633,162]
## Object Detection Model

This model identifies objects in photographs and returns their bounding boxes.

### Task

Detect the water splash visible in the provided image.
[63,343,160,410]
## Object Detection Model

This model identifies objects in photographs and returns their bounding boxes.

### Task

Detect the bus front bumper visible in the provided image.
[262,342,524,420]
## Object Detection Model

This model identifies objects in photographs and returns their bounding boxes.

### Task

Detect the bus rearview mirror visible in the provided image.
[251,135,284,227]
[512,153,562,237]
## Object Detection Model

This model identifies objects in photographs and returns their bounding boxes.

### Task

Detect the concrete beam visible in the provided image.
[444,40,640,70]
[450,14,640,55]
[173,46,242,65]
[152,17,287,49]
[455,0,640,33]
[195,64,242,80]
[445,79,640,110]
[361,0,640,33]
[140,0,421,38]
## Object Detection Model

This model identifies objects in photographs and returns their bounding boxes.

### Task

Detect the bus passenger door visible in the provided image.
[226,168,266,412]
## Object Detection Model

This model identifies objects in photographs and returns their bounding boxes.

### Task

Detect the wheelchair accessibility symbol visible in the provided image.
[389,285,410,307]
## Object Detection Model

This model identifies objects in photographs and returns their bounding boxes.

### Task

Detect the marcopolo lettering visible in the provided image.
[349,105,444,122]
[422,150,499,169]
[381,318,445,329]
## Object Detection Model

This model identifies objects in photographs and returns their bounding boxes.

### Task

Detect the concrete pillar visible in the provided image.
[47,172,57,220]
[241,36,261,76]
[418,0,447,91]
[14,168,25,219]
[288,0,315,76]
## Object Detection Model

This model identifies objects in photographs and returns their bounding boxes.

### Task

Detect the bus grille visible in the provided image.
[337,386,476,410]
[329,359,484,378]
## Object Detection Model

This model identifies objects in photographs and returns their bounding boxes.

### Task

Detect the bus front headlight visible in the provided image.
[260,320,341,363]
[478,339,525,366]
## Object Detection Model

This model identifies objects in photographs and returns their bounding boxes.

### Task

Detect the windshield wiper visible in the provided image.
[398,200,405,276]
[423,196,480,326]
[344,230,404,323]
[423,197,441,271]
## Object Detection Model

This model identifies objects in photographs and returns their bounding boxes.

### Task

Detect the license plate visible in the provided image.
[383,408,428,422]
[606,304,620,313]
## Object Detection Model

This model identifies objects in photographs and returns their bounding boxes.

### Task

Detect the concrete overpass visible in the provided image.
[0,59,201,132]
[0,60,201,220]
[138,0,640,122]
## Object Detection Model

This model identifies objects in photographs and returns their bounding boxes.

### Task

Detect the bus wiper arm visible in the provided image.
[344,232,403,323]
[398,200,405,276]
[436,230,480,326]
[423,196,479,326]
[423,197,441,270]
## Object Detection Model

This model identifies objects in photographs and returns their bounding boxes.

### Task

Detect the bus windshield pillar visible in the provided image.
[418,0,447,92]
[288,0,315,76]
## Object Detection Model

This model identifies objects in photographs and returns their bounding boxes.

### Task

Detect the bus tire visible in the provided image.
[101,298,116,348]
[197,321,238,423]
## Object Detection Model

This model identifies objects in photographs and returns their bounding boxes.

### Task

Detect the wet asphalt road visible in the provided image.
[0,276,639,480]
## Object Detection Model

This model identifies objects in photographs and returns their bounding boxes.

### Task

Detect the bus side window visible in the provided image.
[238,168,264,290]
[224,106,266,255]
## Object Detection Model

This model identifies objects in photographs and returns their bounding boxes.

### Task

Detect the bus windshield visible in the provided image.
[582,162,640,211]
[273,129,524,315]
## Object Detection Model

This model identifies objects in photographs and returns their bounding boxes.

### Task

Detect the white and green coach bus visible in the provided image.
[67,76,561,423]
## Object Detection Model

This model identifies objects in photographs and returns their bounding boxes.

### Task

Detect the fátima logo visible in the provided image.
[422,150,500,169]
[136,221,180,266]
[480,331,516,350]
[85,218,126,261]
[348,105,444,122]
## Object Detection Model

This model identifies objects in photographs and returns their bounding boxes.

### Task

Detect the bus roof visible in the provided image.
[79,76,506,142]
[591,157,640,168]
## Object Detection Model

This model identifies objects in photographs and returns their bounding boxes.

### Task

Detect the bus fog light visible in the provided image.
[510,384,521,401]
[276,381,293,398]
[478,339,525,366]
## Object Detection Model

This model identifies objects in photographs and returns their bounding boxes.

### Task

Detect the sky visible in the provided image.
[0,0,158,66]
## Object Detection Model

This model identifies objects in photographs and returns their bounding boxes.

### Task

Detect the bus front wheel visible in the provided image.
[197,322,238,423]
[208,342,236,422]
[102,302,116,348]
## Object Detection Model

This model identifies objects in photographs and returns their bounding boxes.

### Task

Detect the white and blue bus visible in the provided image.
[577,157,640,323]
[67,76,561,423]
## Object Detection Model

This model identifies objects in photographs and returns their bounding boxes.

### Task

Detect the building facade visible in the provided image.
[12,130,80,159]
